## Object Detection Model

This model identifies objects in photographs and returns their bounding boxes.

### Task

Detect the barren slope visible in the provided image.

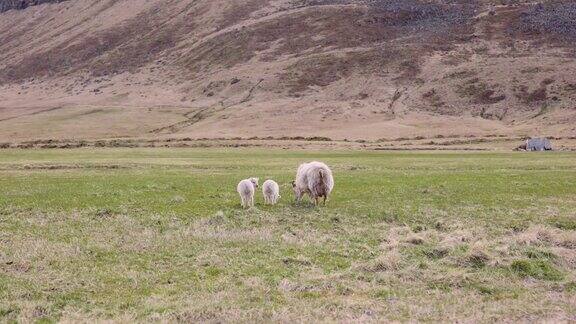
[0,0,575,142]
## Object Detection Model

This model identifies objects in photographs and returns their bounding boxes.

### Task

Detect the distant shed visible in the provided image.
[525,138,553,151]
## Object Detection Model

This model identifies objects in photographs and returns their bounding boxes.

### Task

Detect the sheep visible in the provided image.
[262,179,281,205]
[292,161,334,206]
[237,177,259,209]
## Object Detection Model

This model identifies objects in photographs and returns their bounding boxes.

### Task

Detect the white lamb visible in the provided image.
[292,161,334,205]
[237,177,259,209]
[262,179,281,205]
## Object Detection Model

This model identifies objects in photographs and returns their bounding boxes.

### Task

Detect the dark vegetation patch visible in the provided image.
[365,0,476,32]
[395,59,422,82]
[308,0,478,31]
[456,79,506,105]
[509,1,576,47]
[444,69,477,79]
[0,0,68,13]
[513,85,548,105]
[520,66,555,74]
[422,89,448,111]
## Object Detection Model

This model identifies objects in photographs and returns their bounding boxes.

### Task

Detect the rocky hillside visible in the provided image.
[0,0,575,141]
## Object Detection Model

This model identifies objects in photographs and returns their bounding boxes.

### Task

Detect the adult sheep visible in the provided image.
[237,177,259,209]
[292,161,334,206]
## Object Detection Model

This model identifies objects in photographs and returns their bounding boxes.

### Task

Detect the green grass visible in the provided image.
[0,148,575,322]
[510,260,564,281]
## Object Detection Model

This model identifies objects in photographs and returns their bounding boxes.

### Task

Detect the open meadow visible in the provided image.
[0,148,575,322]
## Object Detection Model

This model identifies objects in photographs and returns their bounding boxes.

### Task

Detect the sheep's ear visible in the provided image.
[291,181,296,187]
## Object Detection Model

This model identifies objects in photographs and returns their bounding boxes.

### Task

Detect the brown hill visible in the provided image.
[0,0,575,142]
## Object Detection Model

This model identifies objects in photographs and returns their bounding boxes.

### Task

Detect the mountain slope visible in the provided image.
[0,0,575,141]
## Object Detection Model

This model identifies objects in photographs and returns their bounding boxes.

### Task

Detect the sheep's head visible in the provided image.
[291,181,300,197]
[250,177,259,188]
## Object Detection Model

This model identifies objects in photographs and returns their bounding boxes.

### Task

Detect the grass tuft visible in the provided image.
[510,260,564,281]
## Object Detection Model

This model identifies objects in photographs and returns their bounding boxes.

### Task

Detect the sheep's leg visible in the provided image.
[323,196,327,205]
[241,196,246,209]
[250,195,254,207]
[314,197,319,206]
[296,191,306,205]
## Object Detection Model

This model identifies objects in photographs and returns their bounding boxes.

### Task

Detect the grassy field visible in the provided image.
[0,148,575,322]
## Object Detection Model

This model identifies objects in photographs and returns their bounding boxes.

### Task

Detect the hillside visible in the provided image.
[0,0,575,142]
